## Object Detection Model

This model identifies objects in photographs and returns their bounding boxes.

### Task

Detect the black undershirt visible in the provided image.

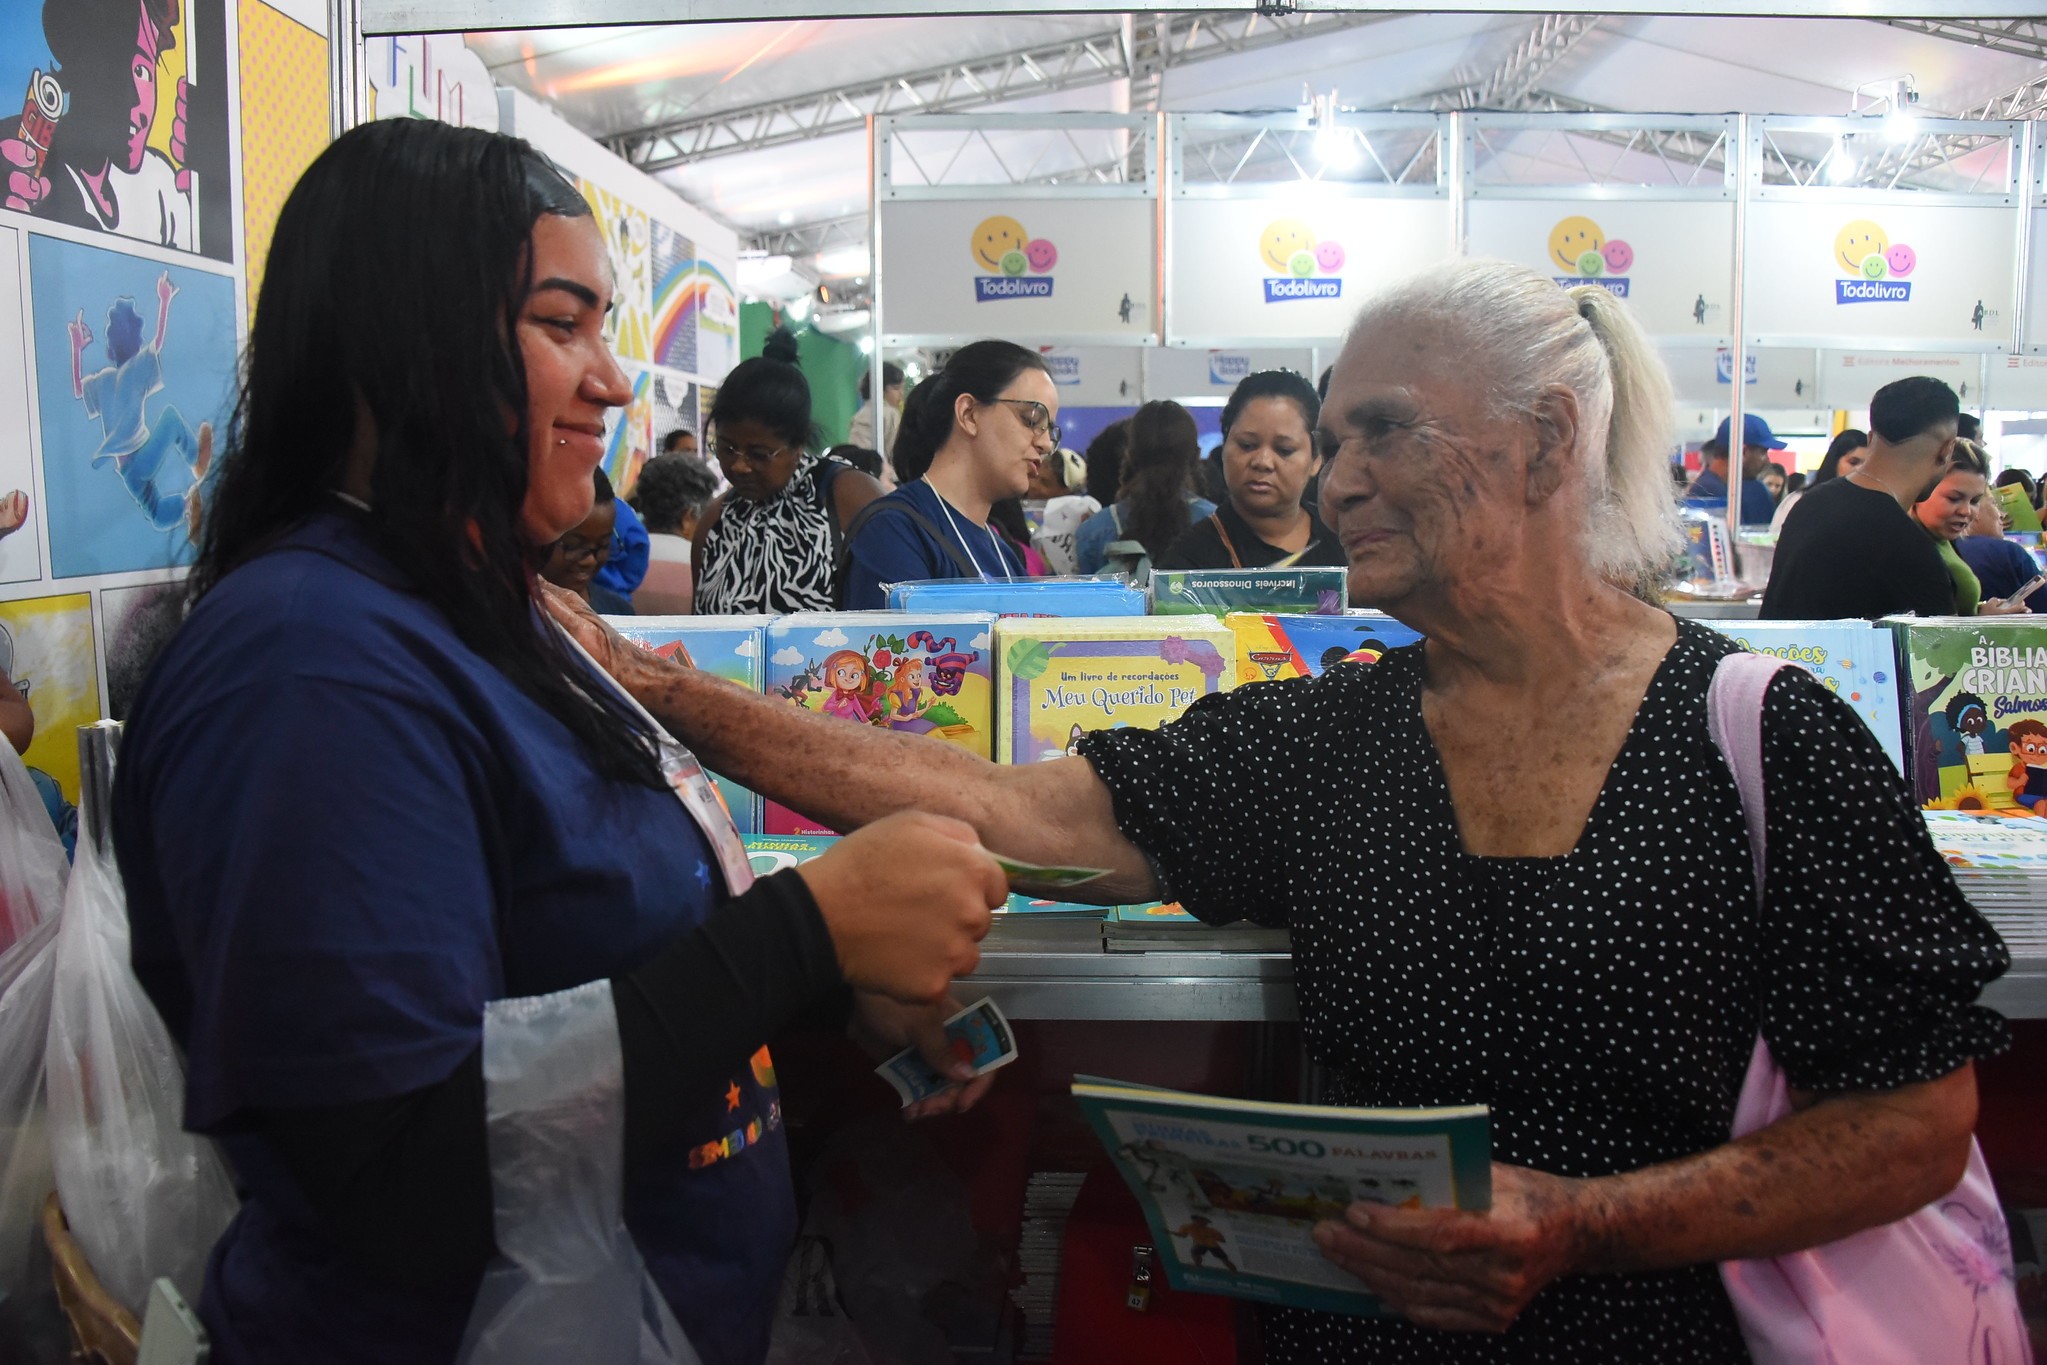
[257,868,849,1289]
[1154,498,1347,571]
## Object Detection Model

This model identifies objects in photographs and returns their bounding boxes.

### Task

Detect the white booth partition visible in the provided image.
[1163,113,1452,348]
[873,114,1160,351]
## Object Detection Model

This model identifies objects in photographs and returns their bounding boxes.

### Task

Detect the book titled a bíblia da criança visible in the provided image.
[1072,1077,1491,1315]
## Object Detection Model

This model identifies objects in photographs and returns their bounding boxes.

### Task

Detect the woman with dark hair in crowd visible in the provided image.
[109,118,1002,1365]
[693,356,885,614]
[540,466,632,613]
[1771,427,1869,534]
[630,453,718,614]
[1075,400,1214,575]
[1157,370,1344,572]
[1083,419,1130,508]
[839,340,1053,609]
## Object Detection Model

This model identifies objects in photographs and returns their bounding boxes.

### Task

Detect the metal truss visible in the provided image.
[1962,69,2047,122]
[1439,14,1605,111]
[606,10,1395,173]
[1176,123,1442,188]
[748,212,867,257]
[1878,18,2047,63]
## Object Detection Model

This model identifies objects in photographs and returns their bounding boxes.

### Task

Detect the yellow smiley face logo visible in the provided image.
[1547,216,1605,273]
[970,216,1029,272]
[1834,220,1890,275]
[1259,219,1317,274]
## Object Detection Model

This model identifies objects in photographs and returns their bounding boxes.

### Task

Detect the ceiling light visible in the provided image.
[859,336,874,355]
[815,245,872,277]
[776,210,794,226]
[1314,126,1361,172]
[786,295,813,323]
[1825,134,1857,185]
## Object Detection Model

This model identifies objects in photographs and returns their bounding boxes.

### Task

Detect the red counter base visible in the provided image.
[1053,1168,1242,1365]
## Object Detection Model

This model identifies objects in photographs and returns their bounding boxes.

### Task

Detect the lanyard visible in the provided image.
[554,626,756,897]
[934,491,1015,583]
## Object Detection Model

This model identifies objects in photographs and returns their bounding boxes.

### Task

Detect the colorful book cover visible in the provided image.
[1702,620,1905,774]
[1108,902,1200,925]
[996,616,1237,766]
[1226,612,1425,685]
[1890,619,2047,812]
[610,614,769,834]
[763,612,996,834]
[1151,568,1347,617]
[1920,811,2047,870]
[1994,484,2043,534]
[1073,1076,1490,1315]
[887,577,1147,618]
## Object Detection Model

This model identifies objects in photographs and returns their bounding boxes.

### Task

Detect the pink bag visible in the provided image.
[1706,651,2033,1365]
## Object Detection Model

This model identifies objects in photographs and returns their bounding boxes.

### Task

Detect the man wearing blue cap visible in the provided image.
[1686,413,1782,525]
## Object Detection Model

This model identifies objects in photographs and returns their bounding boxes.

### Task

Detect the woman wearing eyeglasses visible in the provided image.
[540,466,633,612]
[693,356,885,614]
[839,341,1056,610]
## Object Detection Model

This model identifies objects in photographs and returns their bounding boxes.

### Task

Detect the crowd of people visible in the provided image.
[79,118,2025,1365]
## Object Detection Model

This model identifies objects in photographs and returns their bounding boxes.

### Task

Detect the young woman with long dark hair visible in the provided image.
[1074,400,1214,574]
[111,118,1002,1365]
[839,339,1054,609]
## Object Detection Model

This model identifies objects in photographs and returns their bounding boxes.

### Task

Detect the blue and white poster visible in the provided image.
[28,233,236,578]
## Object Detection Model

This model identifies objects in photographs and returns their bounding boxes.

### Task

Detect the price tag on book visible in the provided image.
[876,997,1018,1106]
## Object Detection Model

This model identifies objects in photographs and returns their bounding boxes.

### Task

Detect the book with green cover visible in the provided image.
[1072,1077,1491,1315]
[1993,483,2043,534]
[1152,568,1346,617]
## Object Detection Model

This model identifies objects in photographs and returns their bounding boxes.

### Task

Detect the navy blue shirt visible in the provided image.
[1687,468,1775,526]
[112,509,794,1365]
[1955,535,2047,612]
[842,479,1025,610]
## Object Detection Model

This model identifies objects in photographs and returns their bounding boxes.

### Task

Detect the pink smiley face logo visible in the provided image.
[1314,240,1345,274]
[1602,239,1634,273]
[1024,239,1058,273]
[1885,244,1916,277]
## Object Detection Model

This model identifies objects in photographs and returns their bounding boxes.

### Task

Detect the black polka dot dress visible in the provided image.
[1078,617,2011,1364]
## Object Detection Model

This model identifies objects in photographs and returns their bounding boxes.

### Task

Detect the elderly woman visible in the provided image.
[552,259,2009,1362]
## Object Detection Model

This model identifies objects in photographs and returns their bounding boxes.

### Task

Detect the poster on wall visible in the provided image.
[238,0,329,319]
[1166,197,1449,345]
[0,591,98,814]
[650,221,698,374]
[1660,344,1816,408]
[648,368,699,448]
[0,0,234,261]
[1744,200,2017,345]
[603,363,654,497]
[696,258,737,377]
[0,227,40,585]
[28,233,237,578]
[1465,200,1735,339]
[364,33,496,130]
[879,198,1156,343]
[579,178,651,365]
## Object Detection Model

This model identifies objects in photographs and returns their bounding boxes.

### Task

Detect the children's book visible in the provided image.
[1226,612,1425,685]
[1994,484,2043,534]
[610,615,769,833]
[1151,568,1347,618]
[1920,810,2047,870]
[1702,619,1905,773]
[743,831,1101,916]
[887,577,1147,617]
[762,612,995,834]
[1072,1077,1491,1315]
[995,617,1237,766]
[1889,618,2047,812]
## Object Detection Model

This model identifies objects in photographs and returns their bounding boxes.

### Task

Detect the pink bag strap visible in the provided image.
[1706,651,1787,908]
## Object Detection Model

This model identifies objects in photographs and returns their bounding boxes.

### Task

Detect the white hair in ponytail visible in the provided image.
[1346,258,1681,590]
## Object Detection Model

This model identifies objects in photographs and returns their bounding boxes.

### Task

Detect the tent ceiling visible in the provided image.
[463,12,2047,261]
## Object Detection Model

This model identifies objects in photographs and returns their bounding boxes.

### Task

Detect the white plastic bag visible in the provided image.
[0,737,66,959]
[42,799,237,1314]
[0,739,68,1322]
[457,979,700,1365]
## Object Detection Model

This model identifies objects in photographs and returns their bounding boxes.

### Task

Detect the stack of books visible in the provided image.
[1921,810,2047,960]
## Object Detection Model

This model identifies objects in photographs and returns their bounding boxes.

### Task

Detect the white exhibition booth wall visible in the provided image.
[865,111,2047,435]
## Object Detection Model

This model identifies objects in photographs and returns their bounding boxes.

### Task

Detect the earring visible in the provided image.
[557,438,568,447]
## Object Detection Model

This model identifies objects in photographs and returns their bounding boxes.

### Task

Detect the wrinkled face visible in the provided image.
[1224,396,1323,523]
[1971,489,2006,537]
[541,500,615,597]
[125,10,161,171]
[520,214,632,545]
[1915,469,1987,542]
[714,416,802,503]
[1317,318,1534,611]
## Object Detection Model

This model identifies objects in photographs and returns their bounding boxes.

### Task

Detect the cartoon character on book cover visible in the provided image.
[999,624,1232,764]
[1903,623,2047,814]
